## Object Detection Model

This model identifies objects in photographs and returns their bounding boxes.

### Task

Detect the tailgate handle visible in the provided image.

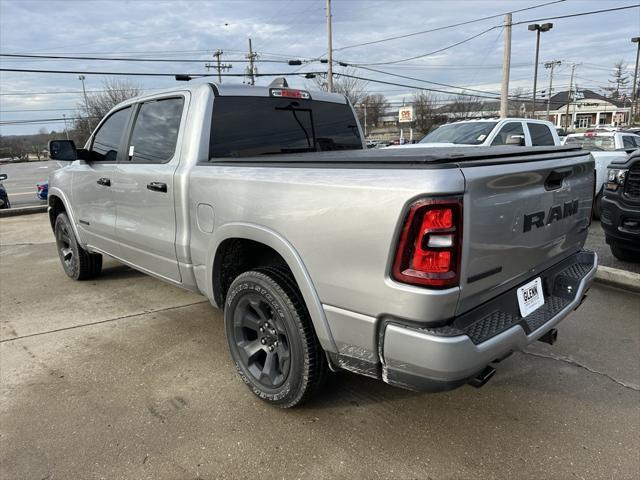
[545,168,572,191]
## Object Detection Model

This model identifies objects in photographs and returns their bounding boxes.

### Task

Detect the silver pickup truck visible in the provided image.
[48,82,597,407]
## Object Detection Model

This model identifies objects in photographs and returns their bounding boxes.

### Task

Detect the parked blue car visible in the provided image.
[36,180,48,201]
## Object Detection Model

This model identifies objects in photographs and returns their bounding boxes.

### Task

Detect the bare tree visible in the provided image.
[448,94,484,120]
[359,93,389,128]
[508,87,527,117]
[604,61,630,100]
[312,68,368,106]
[412,91,440,133]
[73,78,142,144]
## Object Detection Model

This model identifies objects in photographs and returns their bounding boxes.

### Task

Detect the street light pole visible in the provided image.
[361,103,367,137]
[631,37,640,126]
[78,75,89,113]
[528,23,553,119]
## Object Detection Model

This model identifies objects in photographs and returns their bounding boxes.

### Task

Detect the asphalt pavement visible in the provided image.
[1,213,638,479]
[0,160,62,208]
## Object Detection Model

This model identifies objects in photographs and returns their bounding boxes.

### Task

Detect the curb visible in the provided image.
[0,205,48,218]
[595,265,640,293]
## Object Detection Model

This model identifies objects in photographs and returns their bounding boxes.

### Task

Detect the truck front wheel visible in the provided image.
[224,267,327,408]
[610,244,639,263]
[54,213,103,280]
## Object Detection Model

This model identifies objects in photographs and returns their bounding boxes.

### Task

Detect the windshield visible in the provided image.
[209,96,362,158]
[420,122,497,145]
[564,135,615,151]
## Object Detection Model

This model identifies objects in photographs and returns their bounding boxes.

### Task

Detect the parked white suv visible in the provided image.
[393,118,561,148]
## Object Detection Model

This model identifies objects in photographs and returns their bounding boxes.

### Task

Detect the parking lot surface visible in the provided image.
[0,160,60,208]
[1,213,639,479]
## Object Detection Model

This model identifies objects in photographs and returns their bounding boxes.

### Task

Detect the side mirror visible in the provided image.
[506,134,525,146]
[49,140,78,161]
[0,174,7,181]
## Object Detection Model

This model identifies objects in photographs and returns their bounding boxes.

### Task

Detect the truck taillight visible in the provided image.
[392,198,462,288]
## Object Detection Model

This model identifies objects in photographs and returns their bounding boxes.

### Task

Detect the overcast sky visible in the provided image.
[1,0,639,134]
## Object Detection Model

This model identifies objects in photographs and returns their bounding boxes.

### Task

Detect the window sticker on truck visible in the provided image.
[517,277,545,317]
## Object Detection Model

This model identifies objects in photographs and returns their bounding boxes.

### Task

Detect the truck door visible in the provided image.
[112,96,185,282]
[72,106,133,255]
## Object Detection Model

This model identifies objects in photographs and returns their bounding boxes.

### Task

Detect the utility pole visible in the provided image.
[564,63,577,131]
[246,38,259,86]
[500,13,512,118]
[205,49,232,83]
[544,60,561,120]
[631,37,639,125]
[326,0,333,92]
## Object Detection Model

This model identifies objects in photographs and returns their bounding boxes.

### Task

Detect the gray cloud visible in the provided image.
[1,0,639,133]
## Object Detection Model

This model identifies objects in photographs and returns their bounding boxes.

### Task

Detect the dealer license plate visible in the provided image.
[517,277,545,318]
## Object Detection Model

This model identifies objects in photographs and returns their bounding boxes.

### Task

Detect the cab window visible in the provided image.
[90,107,132,162]
[491,122,525,146]
[127,97,184,164]
[527,123,555,146]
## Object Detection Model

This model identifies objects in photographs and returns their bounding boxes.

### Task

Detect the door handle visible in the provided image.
[97,177,111,187]
[147,182,167,193]
[545,168,572,191]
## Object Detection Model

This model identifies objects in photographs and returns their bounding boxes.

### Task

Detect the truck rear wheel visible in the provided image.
[54,213,103,280]
[224,267,327,408]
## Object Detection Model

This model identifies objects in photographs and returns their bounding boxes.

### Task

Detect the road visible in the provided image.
[1,213,638,479]
[0,160,61,208]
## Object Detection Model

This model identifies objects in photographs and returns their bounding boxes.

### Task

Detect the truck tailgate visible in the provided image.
[456,151,594,315]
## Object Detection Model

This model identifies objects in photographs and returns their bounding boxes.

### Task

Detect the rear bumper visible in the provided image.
[381,250,597,391]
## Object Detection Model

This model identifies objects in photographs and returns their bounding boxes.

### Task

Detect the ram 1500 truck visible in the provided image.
[48,82,597,408]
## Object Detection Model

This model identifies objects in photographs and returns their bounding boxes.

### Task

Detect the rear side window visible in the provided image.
[209,96,362,158]
[491,122,524,146]
[128,97,184,164]
[527,123,555,146]
[90,107,131,162]
[622,136,640,149]
[565,135,615,151]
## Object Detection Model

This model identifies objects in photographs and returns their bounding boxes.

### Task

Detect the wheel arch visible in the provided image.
[208,223,337,354]
[47,188,82,241]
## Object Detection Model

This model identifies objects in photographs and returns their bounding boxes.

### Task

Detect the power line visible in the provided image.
[350,65,507,97]
[0,53,292,63]
[1,116,101,125]
[0,67,322,78]
[0,88,166,96]
[342,26,500,66]
[0,108,77,112]
[510,4,640,25]
[333,0,566,51]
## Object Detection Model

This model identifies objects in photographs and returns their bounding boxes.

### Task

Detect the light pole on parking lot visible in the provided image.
[361,102,367,137]
[528,23,553,119]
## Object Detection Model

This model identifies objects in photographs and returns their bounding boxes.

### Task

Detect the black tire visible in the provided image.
[610,245,640,263]
[593,192,602,220]
[54,213,103,280]
[224,267,327,408]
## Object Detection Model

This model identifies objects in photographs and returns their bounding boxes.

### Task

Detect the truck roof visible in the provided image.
[115,81,348,105]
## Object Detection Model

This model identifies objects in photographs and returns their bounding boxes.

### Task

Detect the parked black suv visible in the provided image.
[601,150,640,262]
